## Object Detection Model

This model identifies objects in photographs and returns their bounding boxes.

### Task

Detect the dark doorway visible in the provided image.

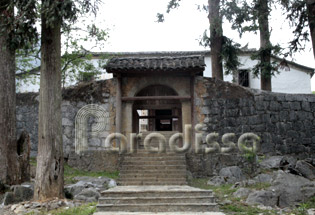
[132,85,182,133]
[155,110,172,131]
[238,70,249,87]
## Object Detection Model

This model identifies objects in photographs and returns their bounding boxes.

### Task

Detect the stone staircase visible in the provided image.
[96,131,219,214]
[96,186,218,213]
[117,131,187,186]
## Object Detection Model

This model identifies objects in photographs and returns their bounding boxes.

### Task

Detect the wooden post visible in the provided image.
[190,75,195,146]
[116,76,122,134]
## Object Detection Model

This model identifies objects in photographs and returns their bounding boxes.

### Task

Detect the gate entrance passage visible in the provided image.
[133,85,182,133]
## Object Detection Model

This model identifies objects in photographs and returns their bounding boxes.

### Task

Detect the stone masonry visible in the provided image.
[16,77,315,174]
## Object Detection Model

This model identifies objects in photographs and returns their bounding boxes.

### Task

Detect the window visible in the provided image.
[238,70,249,87]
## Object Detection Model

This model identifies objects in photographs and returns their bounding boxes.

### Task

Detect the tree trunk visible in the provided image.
[0,2,21,185]
[34,0,64,200]
[306,0,315,59]
[208,0,224,80]
[258,0,272,91]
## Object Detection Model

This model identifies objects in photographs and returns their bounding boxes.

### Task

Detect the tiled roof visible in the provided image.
[95,51,314,76]
[105,55,205,73]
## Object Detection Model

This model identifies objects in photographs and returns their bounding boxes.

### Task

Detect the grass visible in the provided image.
[64,164,119,184]
[245,182,271,190]
[30,157,119,184]
[189,178,278,215]
[26,203,97,215]
[26,159,116,215]
[49,202,96,215]
[292,197,315,215]
[189,178,237,197]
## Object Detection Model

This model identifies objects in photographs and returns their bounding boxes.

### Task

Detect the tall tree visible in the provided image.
[257,0,272,91]
[34,0,63,200]
[15,22,109,91]
[280,0,315,59]
[0,0,37,185]
[157,0,240,80]
[0,0,19,185]
[224,0,282,91]
[34,0,101,200]
[307,0,315,58]
[209,0,224,80]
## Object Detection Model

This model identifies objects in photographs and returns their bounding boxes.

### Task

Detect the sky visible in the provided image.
[90,0,315,91]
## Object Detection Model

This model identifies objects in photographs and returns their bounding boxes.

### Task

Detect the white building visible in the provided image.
[17,51,314,94]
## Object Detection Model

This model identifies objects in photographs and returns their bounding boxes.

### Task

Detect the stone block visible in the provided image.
[301,102,311,111]
[290,102,301,110]
[62,118,73,126]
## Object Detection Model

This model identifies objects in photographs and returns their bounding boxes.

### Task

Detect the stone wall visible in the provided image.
[16,80,119,171]
[188,77,315,177]
[16,77,315,174]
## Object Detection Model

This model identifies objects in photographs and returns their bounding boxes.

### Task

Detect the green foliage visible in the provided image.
[166,0,181,13]
[280,0,310,56]
[16,20,109,90]
[221,203,277,215]
[245,182,271,190]
[159,0,242,76]
[190,178,277,214]
[49,202,96,215]
[190,178,278,215]
[41,0,101,29]
[0,0,38,51]
[223,0,285,79]
[222,37,242,74]
[60,21,109,88]
[189,178,237,196]
[250,44,283,78]
[64,164,119,184]
[30,157,119,185]
[156,0,181,23]
[200,31,242,75]
[223,0,259,36]
[238,134,261,176]
[292,197,315,215]
[26,202,97,215]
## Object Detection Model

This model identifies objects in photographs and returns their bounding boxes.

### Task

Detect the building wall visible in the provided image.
[16,77,315,173]
[17,54,313,94]
[203,56,313,94]
[189,77,315,176]
[16,79,120,171]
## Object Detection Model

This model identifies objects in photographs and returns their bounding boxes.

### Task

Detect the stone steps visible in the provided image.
[117,175,188,186]
[124,153,185,158]
[117,177,187,182]
[99,196,216,204]
[118,181,188,186]
[119,173,186,179]
[96,186,218,213]
[120,165,187,171]
[100,186,214,198]
[119,131,186,186]
[120,170,187,175]
[97,132,217,213]
[95,212,225,215]
[97,203,217,212]
[124,157,185,161]
[123,160,184,165]
[137,131,182,151]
